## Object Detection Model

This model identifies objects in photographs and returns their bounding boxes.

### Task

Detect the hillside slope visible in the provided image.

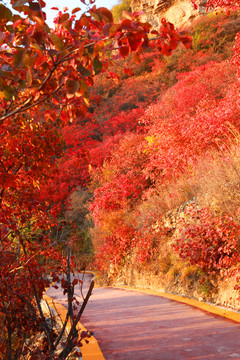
[56,10,240,310]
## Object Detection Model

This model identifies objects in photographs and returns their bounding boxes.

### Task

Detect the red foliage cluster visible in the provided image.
[156,18,192,56]
[94,224,137,270]
[90,133,149,222]
[173,207,240,275]
[233,32,240,78]
[142,61,237,187]
[90,26,240,274]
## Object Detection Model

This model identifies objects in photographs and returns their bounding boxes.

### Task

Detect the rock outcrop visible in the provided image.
[131,0,204,29]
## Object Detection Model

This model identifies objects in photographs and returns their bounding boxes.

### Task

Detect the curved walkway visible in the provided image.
[46,275,240,360]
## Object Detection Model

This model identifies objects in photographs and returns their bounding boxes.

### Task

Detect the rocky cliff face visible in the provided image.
[131,0,203,29]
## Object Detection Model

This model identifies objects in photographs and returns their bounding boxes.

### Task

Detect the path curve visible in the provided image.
[46,275,240,360]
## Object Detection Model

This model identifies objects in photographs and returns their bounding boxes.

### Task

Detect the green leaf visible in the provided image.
[94,40,105,56]
[59,13,69,23]
[109,24,120,38]
[32,43,44,54]
[83,92,90,106]
[79,79,88,94]
[62,20,71,30]
[90,10,101,23]
[93,57,102,75]
[0,85,15,100]
[14,48,24,67]
[0,4,12,22]
[23,53,35,67]
[77,64,91,77]
[29,2,41,12]
[26,69,32,86]
[66,79,80,94]
[49,33,65,51]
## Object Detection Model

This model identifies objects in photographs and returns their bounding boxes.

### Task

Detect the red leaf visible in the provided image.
[192,1,198,9]
[169,38,178,50]
[13,19,22,29]
[124,67,134,76]
[127,32,144,52]
[119,45,129,58]
[72,278,78,285]
[161,44,172,56]
[72,7,81,14]
[180,36,192,49]
[121,19,135,30]
[161,18,167,26]
[97,7,113,23]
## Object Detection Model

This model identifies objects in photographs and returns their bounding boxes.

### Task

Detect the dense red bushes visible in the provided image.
[87,13,240,277]
[37,10,240,283]
[172,206,240,274]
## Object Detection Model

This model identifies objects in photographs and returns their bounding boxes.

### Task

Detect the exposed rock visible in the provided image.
[113,264,240,311]
[131,0,204,29]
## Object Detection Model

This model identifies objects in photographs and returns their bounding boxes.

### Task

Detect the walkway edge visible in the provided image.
[107,285,240,323]
[43,294,105,360]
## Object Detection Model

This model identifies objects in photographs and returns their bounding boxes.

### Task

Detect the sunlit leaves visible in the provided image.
[72,7,81,14]
[49,33,65,50]
[23,53,35,67]
[90,7,113,24]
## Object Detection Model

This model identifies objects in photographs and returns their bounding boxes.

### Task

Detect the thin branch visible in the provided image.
[0,83,64,123]
[19,239,54,358]
[0,97,33,123]
[53,309,70,350]
[58,280,95,359]
[2,300,13,360]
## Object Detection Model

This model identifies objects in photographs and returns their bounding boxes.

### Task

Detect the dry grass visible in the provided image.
[137,126,240,283]
[149,125,240,224]
[195,126,240,221]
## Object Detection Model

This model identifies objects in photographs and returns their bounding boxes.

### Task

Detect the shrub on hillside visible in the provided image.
[173,207,240,275]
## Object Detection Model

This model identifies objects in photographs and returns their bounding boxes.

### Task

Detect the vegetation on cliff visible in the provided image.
[64,10,240,305]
